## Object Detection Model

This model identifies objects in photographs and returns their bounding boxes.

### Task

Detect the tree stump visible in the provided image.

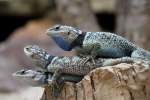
[41,62,150,100]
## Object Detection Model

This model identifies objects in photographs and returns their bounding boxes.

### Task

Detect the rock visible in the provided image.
[41,62,150,100]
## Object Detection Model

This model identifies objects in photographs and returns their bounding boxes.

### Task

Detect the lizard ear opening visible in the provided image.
[55,25,60,30]
[67,32,71,35]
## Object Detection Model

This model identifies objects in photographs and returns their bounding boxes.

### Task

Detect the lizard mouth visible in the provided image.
[13,69,36,78]
[46,29,60,36]
[46,29,67,37]
[12,69,27,77]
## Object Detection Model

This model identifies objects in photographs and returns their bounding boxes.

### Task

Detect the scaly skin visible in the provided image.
[24,45,136,76]
[47,25,150,60]
[13,69,51,86]
[23,45,138,99]
[13,69,82,99]
[13,69,82,86]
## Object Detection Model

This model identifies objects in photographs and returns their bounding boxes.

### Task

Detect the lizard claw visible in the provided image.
[83,56,96,65]
[47,80,61,100]
[91,56,96,65]
[48,68,63,99]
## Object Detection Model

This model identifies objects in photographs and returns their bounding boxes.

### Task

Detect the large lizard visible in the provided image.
[47,25,150,61]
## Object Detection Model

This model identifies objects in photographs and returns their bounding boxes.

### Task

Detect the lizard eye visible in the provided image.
[21,70,25,74]
[55,26,60,30]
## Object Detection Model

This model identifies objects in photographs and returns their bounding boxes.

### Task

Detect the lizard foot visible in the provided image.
[83,56,96,65]
[48,68,63,99]
[48,79,63,100]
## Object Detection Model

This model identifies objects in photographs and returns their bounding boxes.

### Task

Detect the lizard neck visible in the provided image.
[71,32,86,48]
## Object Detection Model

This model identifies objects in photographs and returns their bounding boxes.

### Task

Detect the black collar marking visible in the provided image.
[44,72,50,84]
[44,55,55,69]
[70,32,86,48]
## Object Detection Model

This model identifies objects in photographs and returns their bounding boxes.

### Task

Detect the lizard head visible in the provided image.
[13,69,38,78]
[12,69,47,86]
[47,25,83,51]
[24,45,52,68]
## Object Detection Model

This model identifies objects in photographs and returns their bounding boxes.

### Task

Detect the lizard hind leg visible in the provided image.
[102,57,134,66]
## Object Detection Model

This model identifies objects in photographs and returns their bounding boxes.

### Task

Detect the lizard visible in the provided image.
[24,45,149,91]
[46,25,150,61]
[13,69,82,98]
[20,45,149,99]
[24,45,137,77]
[13,69,82,86]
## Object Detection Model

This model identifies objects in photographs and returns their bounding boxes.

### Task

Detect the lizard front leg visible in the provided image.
[47,66,63,99]
[47,76,64,100]
[81,43,102,64]
[50,68,63,87]
[75,43,100,64]
[90,43,102,64]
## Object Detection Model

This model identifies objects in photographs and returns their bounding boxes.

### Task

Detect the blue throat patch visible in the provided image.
[51,36,72,51]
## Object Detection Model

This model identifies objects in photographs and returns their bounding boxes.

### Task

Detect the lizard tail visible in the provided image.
[131,48,150,61]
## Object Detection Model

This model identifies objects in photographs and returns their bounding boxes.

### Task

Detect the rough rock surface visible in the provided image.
[41,62,150,100]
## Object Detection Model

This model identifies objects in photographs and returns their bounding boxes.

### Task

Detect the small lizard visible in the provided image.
[13,69,82,99]
[24,45,136,76]
[24,44,143,93]
[47,25,150,61]
[13,69,82,86]
[13,69,48,87]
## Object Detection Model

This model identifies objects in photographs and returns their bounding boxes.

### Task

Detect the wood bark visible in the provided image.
[41,62,150,100]
[116,0,150,50]
[55,0,100,31]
